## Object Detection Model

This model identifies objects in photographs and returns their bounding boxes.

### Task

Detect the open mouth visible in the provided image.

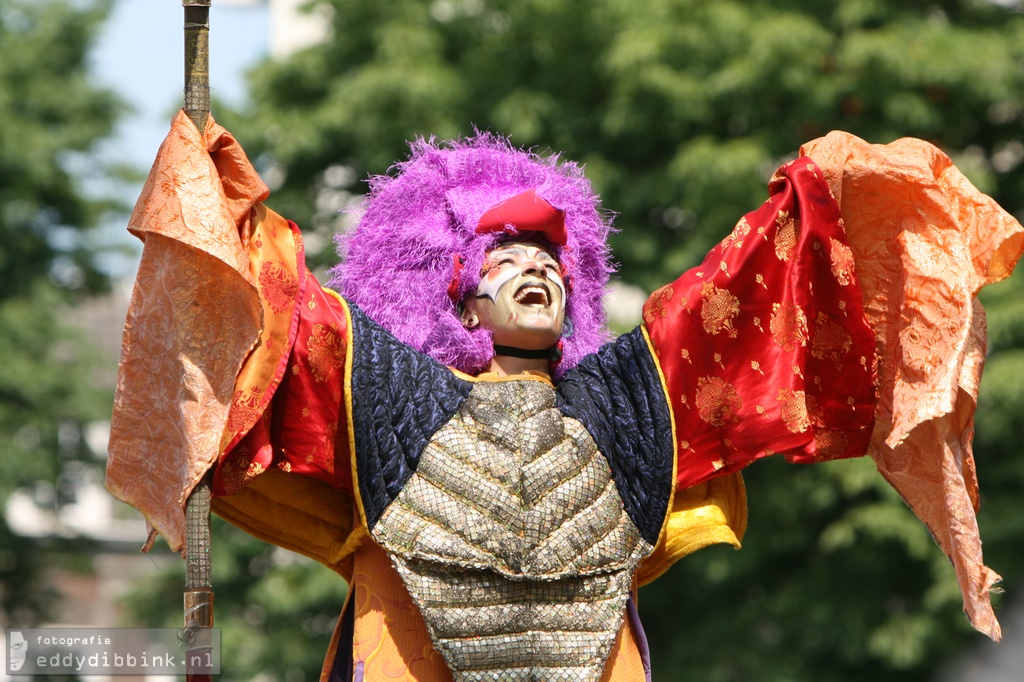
[513,282,551,307]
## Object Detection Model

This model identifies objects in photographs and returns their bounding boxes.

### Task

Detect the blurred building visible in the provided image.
[221,0,331,58]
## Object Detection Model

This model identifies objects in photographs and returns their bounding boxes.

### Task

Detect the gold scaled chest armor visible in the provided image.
[372,379,654,681]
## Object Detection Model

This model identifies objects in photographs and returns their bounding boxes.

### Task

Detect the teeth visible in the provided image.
[514,285,550,305]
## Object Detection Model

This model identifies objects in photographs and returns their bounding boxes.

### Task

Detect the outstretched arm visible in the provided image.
[106,111,470,578]
[641,135,1024,640]
[643,157,876,491]
[107,110,271,552]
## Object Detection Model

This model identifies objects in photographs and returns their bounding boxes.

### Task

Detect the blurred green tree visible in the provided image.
[122,518,344,682]
[225,0,1024,289]
[0,0,126,632]
[145,0,1024,679]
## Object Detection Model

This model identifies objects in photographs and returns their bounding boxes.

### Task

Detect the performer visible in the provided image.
[107,110,1023,681]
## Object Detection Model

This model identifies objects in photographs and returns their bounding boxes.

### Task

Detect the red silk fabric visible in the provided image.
[643,158,877,491]
[214,278,354,498]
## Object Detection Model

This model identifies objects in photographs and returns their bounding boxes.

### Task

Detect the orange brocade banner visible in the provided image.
[804,132,1024,641]
[106,111,270,552]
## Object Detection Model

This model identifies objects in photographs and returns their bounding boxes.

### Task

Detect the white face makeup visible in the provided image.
[462,241,566,350]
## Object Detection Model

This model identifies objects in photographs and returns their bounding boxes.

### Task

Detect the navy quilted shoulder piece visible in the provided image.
[556,327,675,545]
[346,302,473,529]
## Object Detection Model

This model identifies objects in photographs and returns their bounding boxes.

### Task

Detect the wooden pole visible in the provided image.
[184,0,212,133]
[182,3,213,681]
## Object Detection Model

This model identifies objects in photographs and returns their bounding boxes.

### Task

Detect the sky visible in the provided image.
[91,0,269,166]
[84,0,270,275]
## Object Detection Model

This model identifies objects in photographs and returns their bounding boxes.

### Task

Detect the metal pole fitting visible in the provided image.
[183,0,212,133]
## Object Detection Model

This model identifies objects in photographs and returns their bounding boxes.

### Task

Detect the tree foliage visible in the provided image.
[0,0,123,628]
[228,0,1024,288]
[123,519,344,682]
[0,0,125,299]
[191,0,1024,679]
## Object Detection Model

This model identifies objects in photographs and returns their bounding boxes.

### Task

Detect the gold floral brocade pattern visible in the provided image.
[227,386,264,436]
[695,377,743,427]
[218,457,267,494]
[776,388,810,434]
[813,429,849,461]
[829,236,856,285]
[721,217,751,250]
[307,322,347,383]
[773,211,797,261]
[770,302,808,352]
[700,281,740,337]
[811,312,853,362]
[642,284,673,326]
[259,260,299,315]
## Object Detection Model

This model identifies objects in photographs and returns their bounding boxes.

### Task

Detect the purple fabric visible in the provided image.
[627,594,653,681]
[328,133,614,377]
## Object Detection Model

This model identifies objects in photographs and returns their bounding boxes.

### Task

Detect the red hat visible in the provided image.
[475,189,567,245]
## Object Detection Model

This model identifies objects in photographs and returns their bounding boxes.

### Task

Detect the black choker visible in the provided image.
[493,344,557,361]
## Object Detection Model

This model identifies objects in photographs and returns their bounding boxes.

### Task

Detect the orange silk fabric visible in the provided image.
[802,131,1024,641]
[644,157,877,491]
[107,110,269,552]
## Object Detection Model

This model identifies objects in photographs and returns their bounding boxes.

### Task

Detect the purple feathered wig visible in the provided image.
[327,133,614,377]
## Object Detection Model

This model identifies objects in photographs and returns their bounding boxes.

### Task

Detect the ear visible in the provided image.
[460,300,479,329]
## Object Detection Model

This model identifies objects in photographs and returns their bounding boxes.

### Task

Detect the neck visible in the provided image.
[487,352,550,378]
